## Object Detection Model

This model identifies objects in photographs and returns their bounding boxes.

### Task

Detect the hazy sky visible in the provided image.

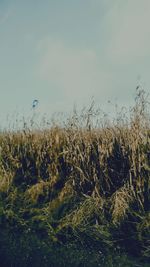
[0,0,150,127]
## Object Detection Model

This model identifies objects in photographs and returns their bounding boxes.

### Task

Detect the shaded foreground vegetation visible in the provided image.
[0,90,150,266]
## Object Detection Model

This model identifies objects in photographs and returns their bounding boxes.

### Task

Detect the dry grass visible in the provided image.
[0,89,149,266]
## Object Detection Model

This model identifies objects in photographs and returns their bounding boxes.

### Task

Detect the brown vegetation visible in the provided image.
[0,89,149,266]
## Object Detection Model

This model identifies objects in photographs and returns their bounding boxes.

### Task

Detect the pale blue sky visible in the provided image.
[0,0,150,128]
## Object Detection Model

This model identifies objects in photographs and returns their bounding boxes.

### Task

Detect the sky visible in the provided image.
[0,0,150,128]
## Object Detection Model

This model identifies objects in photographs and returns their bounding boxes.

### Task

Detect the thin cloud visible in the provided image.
[103,0,150,64]
[36,1,150,114]
[37,39,102,102]
[0,8,14,25]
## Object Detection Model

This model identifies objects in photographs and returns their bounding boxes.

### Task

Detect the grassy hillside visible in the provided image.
[0,90,150,267]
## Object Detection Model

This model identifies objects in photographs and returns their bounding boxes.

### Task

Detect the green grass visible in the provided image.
[0,89,150,266]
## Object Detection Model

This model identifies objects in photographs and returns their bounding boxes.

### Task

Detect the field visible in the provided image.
[0,90,150,267]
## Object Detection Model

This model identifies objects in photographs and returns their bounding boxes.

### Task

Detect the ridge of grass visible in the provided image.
[0,89,150,266]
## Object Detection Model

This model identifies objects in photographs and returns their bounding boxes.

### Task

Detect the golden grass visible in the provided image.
[0,89,149,265]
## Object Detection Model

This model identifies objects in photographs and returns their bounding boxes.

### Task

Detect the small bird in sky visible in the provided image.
[32,99,39,109]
